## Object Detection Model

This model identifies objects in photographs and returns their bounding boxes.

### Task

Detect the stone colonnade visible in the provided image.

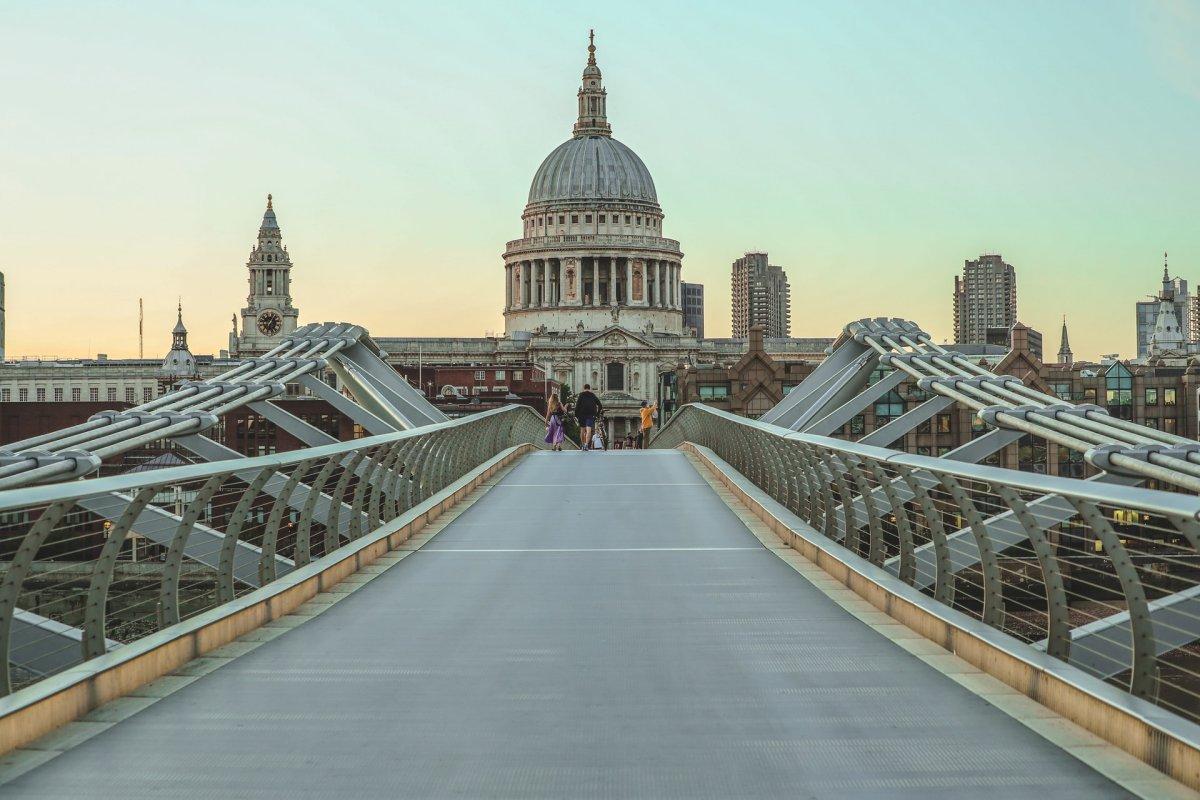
[504,256,683,311]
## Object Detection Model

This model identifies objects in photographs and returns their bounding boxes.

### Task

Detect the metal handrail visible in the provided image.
[0,404,548,696]
[654,402,1200,722]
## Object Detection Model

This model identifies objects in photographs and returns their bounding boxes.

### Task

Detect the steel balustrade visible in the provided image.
[0,405,548,696]
[654,402,1200,720]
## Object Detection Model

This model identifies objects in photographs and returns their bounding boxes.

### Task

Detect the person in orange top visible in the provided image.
[637,399,658,449]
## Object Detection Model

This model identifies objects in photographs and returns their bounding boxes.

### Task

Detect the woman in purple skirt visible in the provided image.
[544,392,566,452]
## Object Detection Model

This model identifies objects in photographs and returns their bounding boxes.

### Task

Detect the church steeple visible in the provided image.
[1057,315,1073,366]
[574,30,611,137]
[233,194,299,357]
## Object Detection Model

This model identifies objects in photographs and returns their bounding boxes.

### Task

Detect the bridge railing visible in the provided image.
[655,403,1200,722]
[0,405,548,696]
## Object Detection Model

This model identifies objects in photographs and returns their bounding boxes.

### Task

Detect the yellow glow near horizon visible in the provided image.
[1,2,1198,362]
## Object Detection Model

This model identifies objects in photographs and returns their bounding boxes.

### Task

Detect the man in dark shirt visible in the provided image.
[574,384,602,451]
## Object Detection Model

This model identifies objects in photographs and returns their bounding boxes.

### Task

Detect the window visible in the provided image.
[607,361,625,391]
[1050,382,1072,401]
[1165,388,1177,406]
[472,386,484,395]
[19,389,28,401]
[625,215,631,224]
[558,215,565,224]
[571,215,579,224]
[474,370,486,381]
[599,215,605,224]
[1145,418,1159,429]
[697,383,730,400]
[874,389,904,422]
[917,446,931,456]
[107,387,117,402]
[125,388,135,403]
[1165,417,1178,434]
[90,388,99,402]
[1146,388,1158,406]
[1,389,9,402]
[72,388,81,402]
[1104,363,1133,419]
[849,415,865,435]
[936,413,952,433]
[513,370,524,381]
[36,388,45,402]
[53,388,63,402]
[584,214,592,223]
[144,388,153,402]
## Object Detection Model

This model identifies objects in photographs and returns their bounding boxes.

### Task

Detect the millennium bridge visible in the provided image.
[1,318,1199,797]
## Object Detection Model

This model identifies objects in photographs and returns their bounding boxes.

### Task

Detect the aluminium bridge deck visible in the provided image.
[3,451,1130,798]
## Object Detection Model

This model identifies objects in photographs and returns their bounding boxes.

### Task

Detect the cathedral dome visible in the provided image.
[527,135,657,206]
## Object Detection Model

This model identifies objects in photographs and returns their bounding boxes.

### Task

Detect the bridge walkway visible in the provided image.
[1,450,1133,798]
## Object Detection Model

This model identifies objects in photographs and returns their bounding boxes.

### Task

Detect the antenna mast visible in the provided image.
[138,298,144,359]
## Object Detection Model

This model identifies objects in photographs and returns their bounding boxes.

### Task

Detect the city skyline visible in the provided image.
[2,1,1198,360]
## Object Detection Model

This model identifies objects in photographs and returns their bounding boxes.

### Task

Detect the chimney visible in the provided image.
[749,324,765,354]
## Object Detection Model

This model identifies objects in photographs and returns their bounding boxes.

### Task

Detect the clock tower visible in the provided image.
[231,194,299,356]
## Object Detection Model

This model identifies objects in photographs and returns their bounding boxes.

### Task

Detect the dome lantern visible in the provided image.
[574,30,611,138]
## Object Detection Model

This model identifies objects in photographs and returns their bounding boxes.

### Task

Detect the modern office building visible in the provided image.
[953,253,1017,344]
[731,252,790,338]
[681,282,704,338]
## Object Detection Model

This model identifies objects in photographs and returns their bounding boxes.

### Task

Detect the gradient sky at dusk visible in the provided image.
[1,1,1198,360]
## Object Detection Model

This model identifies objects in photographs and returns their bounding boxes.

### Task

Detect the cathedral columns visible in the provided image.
[625,258,633,304]
[591,258,599,306]
[609,257,618,306]
[541,259,551,307]
[505,264,512,310]
[522,260,531,308]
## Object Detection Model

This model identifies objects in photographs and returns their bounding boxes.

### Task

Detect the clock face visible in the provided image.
[256,310,283,336]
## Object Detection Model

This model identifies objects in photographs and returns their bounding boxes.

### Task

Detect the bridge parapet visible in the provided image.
[655,403,1200,725]
[0,404,547,698]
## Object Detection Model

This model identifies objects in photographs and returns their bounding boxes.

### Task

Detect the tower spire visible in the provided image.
[1057,315,1073,366]
[574,30,611,137]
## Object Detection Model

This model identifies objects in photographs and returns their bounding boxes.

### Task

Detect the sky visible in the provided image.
[1,0,1198,361]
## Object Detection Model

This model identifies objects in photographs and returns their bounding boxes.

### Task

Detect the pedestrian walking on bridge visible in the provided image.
[575,384,602,451]
[544,392,566,451]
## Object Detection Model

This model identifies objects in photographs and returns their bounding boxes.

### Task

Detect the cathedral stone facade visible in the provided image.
[376,33,826,438]
[503,32,684,339]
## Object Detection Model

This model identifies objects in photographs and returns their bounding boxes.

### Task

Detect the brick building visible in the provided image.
[675,326,820,418]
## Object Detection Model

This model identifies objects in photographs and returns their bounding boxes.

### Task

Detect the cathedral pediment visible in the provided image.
[575,326,656,350]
